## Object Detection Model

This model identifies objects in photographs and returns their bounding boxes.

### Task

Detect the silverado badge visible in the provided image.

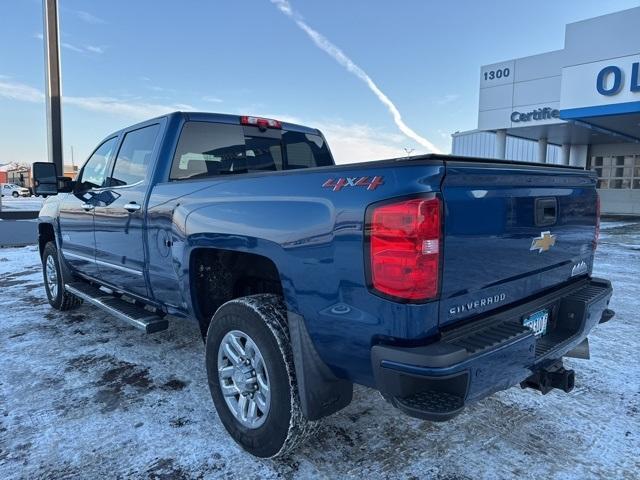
[530,231,556,253]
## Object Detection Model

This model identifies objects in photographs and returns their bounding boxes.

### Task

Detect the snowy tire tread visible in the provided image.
[233,294,320,457]
[42,242,83,311]
[206,293,319,457]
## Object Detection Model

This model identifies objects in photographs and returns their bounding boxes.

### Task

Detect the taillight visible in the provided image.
[367,196,441,301]
[594,192,600,250]
[240,115,282,129]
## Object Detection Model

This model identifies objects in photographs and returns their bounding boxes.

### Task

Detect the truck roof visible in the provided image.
[111,111,321,137]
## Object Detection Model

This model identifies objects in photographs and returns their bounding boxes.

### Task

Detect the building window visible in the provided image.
[590,155,640,189]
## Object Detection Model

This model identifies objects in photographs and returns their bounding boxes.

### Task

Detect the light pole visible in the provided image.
[43,0,63,176]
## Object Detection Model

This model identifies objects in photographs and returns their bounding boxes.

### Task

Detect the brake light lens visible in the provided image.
[594,192,600,250]
[240,115,282,129]
[368,197,441,301]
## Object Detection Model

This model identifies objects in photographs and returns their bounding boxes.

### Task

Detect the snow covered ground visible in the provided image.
[0,222,638,479]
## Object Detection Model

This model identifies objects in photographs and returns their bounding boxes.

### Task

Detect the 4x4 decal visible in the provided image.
[322,176,384,192]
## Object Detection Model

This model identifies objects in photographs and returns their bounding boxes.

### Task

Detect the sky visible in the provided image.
[1,0,639,166]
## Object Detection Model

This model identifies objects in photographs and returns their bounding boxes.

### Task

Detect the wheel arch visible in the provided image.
[188,246,286,338]
[38,222,56,258]
[188,243,354,420]
[185,232,353,420]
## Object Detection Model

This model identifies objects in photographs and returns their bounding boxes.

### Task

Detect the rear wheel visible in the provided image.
[205,294,318,458]
[42,241,82,311]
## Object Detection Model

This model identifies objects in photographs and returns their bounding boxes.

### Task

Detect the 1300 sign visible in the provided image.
[484,68,510,81]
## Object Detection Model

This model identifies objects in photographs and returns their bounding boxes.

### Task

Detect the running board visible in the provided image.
[65,282,168,334]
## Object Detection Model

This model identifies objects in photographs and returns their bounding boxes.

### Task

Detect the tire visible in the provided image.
[42,241,83,311]
[205,294,318,458]
[12,191,18,198]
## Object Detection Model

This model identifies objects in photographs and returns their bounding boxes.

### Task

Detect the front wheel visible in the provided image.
[205,294,318,458]
[42,241,82,311]
[12,191,18,198]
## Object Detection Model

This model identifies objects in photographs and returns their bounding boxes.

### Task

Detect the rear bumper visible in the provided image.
[371,277,613,421]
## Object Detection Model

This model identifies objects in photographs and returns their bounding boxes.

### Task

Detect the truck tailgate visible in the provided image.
[439,160,598,327]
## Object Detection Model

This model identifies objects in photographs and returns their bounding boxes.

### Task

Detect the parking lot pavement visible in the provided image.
[0,196,44,212]
[0,222,638,479]
[0,220,38,247]
[0,197,42,247]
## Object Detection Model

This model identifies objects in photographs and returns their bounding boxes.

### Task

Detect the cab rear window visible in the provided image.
[170,121,332,181]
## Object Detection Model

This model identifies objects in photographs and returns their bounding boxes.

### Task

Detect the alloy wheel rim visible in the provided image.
[217,329,271,429]
[45,255,58,299]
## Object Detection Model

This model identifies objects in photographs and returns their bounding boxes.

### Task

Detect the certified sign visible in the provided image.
[511,107,560,123]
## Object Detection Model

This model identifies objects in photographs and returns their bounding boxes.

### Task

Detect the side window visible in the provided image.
[78,137,118,189]
[108,124,160,187]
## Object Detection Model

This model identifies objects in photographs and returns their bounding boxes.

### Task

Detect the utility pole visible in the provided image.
[43,0,63,175]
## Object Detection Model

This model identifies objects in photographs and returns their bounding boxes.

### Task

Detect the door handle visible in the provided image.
[81,203,95,211]
[124,202,141,213]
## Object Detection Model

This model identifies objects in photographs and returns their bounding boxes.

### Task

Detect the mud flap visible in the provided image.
[287,311,353,420]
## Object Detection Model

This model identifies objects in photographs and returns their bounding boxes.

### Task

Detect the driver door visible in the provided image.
[58,136,119,277]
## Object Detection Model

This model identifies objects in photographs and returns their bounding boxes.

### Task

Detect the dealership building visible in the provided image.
[452,7,640,215]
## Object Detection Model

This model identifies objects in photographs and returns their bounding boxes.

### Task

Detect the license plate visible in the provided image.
[523,309,549,337]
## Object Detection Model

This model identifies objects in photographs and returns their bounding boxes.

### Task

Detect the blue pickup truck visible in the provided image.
[33,112,614,457]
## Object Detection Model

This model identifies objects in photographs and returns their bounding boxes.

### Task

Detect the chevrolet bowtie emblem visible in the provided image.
[530,231,556,253]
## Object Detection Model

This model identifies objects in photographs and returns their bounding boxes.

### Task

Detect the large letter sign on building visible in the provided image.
[596,62,640,96]
[560,54,640,118]
[633,62,640,92]
[596,66,623,96]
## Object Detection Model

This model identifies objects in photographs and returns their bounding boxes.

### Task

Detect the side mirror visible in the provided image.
[33,162,59,196]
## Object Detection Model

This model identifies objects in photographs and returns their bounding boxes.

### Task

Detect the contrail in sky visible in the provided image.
[271,0,442,154]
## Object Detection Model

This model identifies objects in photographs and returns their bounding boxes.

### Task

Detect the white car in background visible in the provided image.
[1,183,31,197]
